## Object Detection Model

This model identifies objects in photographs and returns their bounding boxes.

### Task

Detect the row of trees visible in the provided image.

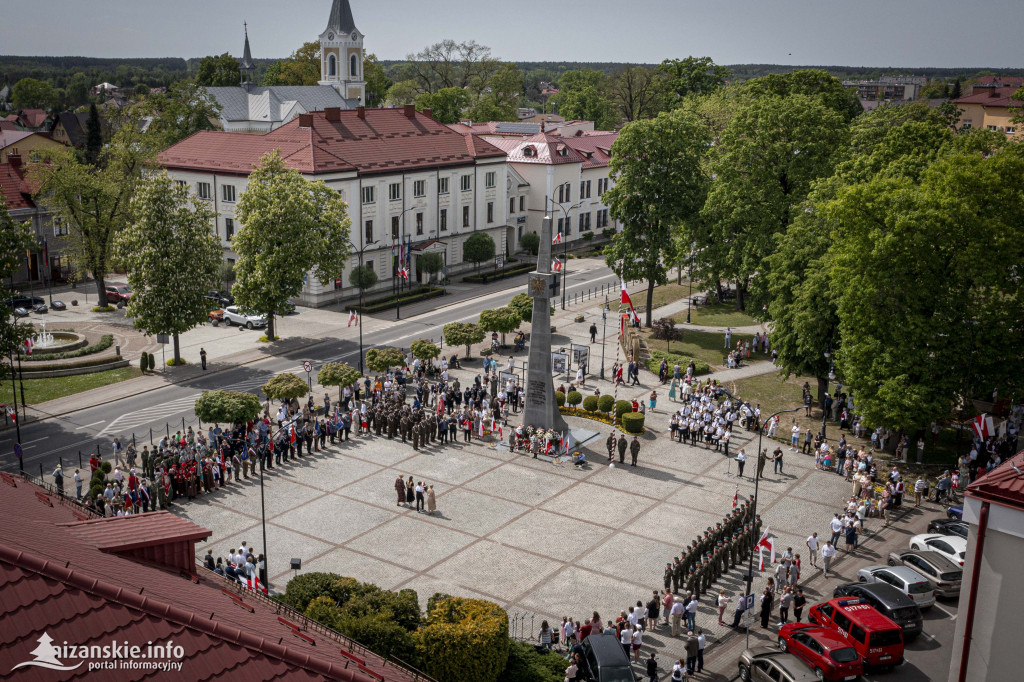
[602,66,1024,438]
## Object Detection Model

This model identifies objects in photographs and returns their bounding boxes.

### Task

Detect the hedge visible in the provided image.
[20,354,125,372]
[566,390,582,407]
[555,391,565,407]
[621,412,645,434]
[614,399,633,421]
[462,262,532,284]
[498,640,565,682]
[582,395,599,412]
[415,597,509,682]
[358,287,445,314]
[647,349,711,376]
[23,334,114,361]
[598,394,615,413]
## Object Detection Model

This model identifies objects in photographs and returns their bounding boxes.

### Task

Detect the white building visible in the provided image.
[158,106,511,307]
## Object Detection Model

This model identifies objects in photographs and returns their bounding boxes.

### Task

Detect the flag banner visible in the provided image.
[732,489,739,508]
[23,338,33,356]
[620,280,641,325]
[552,259,563,273]
[552,233,562,245]
[348,310,357,327]
[972,413,995,439]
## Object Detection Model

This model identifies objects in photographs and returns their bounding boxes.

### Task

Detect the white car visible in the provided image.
[222,306,267,329]
[856,565,936,609]
[909,534,967,567]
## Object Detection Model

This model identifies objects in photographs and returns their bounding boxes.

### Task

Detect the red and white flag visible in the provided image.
[398,267,409,282]
[972,413,995,439]
[289,424,296,444]
[552,233,563,245]
[732,489,739,508]
[241,573,268,594]
[347,310,358,327]
[22,338,33,356]
[6,406,16,424]
[620,280,640,325]
[756,528,775,570]
[552,259,563,273]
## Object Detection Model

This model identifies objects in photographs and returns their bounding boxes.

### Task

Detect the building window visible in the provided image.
[485,171,496,188]
[460,175,471,192]
[557,182,571,203]
[361,186,375,204]
[30,151,40,162]
[440,208,447,231]
[365,259,373,275]
[174,180,187,189]
[509,197,515,214]
[961,121,972,129]
[462,205,470,228]
[197,182,211,200]
[581,212,592,231]
[328,54,337,77]
[413,180,425,197]
[350,54,358,78]
[415,212,423,235]
[225,218,235,241]
[565,216,571,235]
[487,202,494,223]
[364,219,373,243]
[519,196,525,212]
[53,218,69,236]
[557,217,564,235]
[392,216,400,240]
[597,209,610,228]
[222,185,236,202]
[580,180,592,199]
[1006,126,1016,135]
[598,178,609,195]
[438,177,449,194]
[389,183,401,201]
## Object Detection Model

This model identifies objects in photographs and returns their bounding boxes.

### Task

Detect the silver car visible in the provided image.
[857,565,936,609]
[887,549,963,598]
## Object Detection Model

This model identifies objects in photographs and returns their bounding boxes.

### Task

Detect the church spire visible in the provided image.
[326,0,358,34]
[240,22,255,85]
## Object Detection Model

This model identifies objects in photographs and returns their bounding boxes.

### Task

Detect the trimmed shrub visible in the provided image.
[147,353,155,371]
[598,394,615,413]
[139,354,148,372]
[92,305,115,312]
[519,231,540,256]
[427,592,453,614]
[89,483,104,499]
[283,572,361,612]
[621,412,645,434]
[566,390,582,407]
[336,612,417,662]
[100,461,112,474]
[647,349,710,376]
[614,399,632,421]
[498,640,565,682]
[555,391,565,407]
[582,395,599,412]
[166,357,187,367]
[415,597,510,682]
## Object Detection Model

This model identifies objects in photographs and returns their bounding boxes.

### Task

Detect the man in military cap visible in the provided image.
[686,566,698,598]
[617,434,628,463]
[630,436,641,466]
[606,432,617,461]
[666,562,675,593]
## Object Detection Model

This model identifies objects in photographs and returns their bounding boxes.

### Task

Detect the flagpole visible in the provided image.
[8,348,23,472]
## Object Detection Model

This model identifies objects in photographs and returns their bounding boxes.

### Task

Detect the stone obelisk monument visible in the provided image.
[524,214,569,434]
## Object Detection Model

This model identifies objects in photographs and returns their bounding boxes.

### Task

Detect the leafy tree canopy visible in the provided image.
[195,53,240,87]
[443,321,485,358]
[365,347,407,373]
[194,390,262,424]
[12,77,58,110]
[318,361,362,389]
[462,232,495,267]
[261,372,309,400]
[410,339,441,361]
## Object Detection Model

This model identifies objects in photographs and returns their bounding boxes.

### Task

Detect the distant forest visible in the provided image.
[3,53,1022,93]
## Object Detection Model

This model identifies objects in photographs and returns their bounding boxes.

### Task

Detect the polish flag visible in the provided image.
[756,528,775,570]
[552,259,563,273]
[972,413,995,439]
[289,424,296,444]
[7,406,16,424]
[552,233,563,245]
[620,280,640,325]
[241,573,268,594]
[732,489,739,508]
[23,337,33,356]
[348,310,358,327]
[399,267,409,282]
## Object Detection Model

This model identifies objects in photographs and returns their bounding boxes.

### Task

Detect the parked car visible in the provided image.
[927,518,969,540]
[856,565,936,609]
[947,504,963,520]
[12,306,29,318]
[579,634,637,682]
[832,582,922,640]
[777,623,863,681]
[104,285,132,304]
[808,598,905,671]
[206,290,234,307]
[910,533,967,567]
[738,647,818,682]
[208,309,225,325]
[222,306,266,329]
[6,294,44,311]
[887,549,963,598]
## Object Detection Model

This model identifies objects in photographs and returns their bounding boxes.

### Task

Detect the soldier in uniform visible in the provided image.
[665,562,675,593]
[630,436,640,466]
[606,432,616,461]
[674,556,685,593]
[400,414,410,443]
[617,434,628,463]
[686,566,698,597]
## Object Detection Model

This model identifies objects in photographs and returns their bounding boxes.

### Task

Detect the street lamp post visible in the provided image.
[743,405,804,649]
[349,239,379,374]
[821,350,835,440]
[7,347,23,472]
[600,299,609,380]
[547,198,582,311]
[685,245,694,324]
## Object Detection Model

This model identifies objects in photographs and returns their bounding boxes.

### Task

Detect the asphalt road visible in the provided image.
[1,265,621,477]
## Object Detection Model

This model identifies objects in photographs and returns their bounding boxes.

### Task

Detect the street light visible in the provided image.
[821,350,835,439]
[600,299,609,380]
[348,238,379,374]
[547,197,583,311]
[685,244,695,324]
[743,405,804,649]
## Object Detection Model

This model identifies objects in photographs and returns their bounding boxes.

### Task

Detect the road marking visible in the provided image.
[75,421,105,430]
[933,604,956,619]
[919,632,937,642]
[21,437,50,445]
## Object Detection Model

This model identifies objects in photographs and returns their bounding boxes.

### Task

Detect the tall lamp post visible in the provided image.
[744,405,804,649]
[821,349,835,440]
[600,299,609,380]
[547,197,582,311]
[685,243,695,324]
[348,238,379,374]
[7,346,24,472]
[395,205,421,321]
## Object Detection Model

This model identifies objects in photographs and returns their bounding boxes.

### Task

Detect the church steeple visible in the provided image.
[239,22,256,86]
[318,0,365,104]
[326,0,358,34]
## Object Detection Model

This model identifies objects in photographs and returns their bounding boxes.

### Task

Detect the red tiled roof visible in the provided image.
[0,476,418,682]
[60,511,211,552]
[975,76,1024,86]
[18,109,49,128]
[954,86,1023,108]
[0,162,35,210]
[160,108,506,177]
[966,449,1024,509]
[0,120,17,131]
[483,132,587,165]
[559,132,619,169]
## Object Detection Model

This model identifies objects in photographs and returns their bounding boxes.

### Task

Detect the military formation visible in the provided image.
[663,495,764,600]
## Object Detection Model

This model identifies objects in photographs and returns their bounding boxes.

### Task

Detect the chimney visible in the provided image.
[7,153,21,170]
[990,87,1000,98]
[403,104,416,119]
[356,106,365,120]
[325,107,341,122]
[423,108,433,120]
[298,113,313,128]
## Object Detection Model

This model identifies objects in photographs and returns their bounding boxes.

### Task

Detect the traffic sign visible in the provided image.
[14,443,23,459]
[743,594,755,611]
[495,256,504,269]
[302,361,313,373]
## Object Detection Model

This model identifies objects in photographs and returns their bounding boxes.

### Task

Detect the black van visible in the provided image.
[834,582,923,640]
[580,634,637,682]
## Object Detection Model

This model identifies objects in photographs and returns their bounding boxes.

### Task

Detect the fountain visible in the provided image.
[30,323,77,350]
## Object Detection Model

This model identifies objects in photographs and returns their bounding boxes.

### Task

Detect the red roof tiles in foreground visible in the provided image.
[966,449,1024,509]
[0,476,419,681]
[0,162,36,211]
[159,108,506,177]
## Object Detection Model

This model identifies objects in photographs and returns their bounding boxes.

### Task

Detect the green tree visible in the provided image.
[85,103,103,165]
[233,150,351,340]
[518,231,539,256]
[363,53,392,108]
[195,53,240,87]
[443,321,485,359]
[479,306,520,346]
[950,78,962,100]
[508,292,533,323]
[465,62,523,122]
[30,119,153,307]
[607,65,663,122]
[385,80,420,107]
[401,40,497,95]
[12,77,57,110]
[551,70,617,129]
[137,80,222,149]
[417,252,444,285]
[0,202,33,379]
[261,372,309,400]
[745,69,862,122]
[657,56,732,105]
[114,172,221,364]
[219,260,236,292]
[410,339,441,362]
[603,108,712,326]
[67,72,91,107]
[415,87,468,124]
[194,390,262,424]
[266,41,320,86]
[348,264,378,292]
[318,362,362,402]
[462,232,495,271]
[365,347,407,374]
[414,597,509,682]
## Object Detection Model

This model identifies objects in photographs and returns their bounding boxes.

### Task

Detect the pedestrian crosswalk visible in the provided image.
[96,395,200,438]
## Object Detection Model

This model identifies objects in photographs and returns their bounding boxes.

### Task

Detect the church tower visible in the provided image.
[239,22,256,87]
[318,0,365,104]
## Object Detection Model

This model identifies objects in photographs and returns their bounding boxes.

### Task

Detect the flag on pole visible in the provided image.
[42,238,48,261]
[23,337,33,356]
[348,310,358,327]
[398,267,409,281]
[756,528,775,570]
[552,259,563,273]
[552,233,562,245]
[406,235,412,267]
[620,280,641,325]
[972,413,995,439]
[6,406,16,424]
[289,424,296,444]
[732,489,739,508]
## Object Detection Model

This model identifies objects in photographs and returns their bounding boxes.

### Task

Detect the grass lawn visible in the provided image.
[672,300,759,328]
[1,366,143,405]
[730,372,964,468]
[642,329,768,369]
[630,282,694,312]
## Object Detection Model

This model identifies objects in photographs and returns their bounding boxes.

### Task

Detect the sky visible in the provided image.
[2,0,1022,68]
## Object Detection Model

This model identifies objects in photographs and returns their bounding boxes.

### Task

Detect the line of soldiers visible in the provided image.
[664,495,764,600]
